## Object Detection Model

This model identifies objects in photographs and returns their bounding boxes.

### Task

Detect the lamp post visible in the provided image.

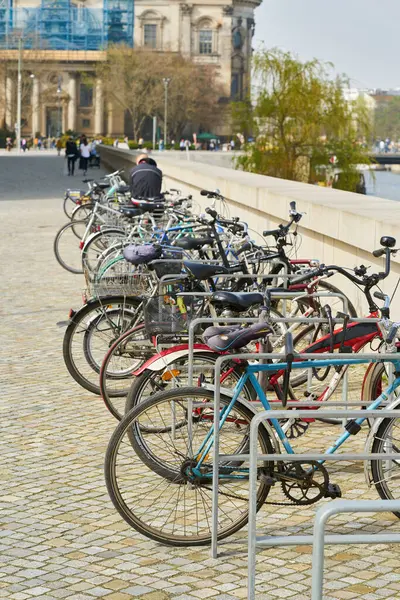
[16,37,22,153]
[162,77,171,148]
[57,76,62,139]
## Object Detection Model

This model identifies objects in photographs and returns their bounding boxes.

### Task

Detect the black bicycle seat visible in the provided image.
[211,291,264,311]
[183,261,242,280]
[203,323,273,352]
[174,237,214,251]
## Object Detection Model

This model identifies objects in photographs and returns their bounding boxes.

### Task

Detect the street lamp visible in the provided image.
[16,37,22,153]
[57,76,62,138]
[162,77,171,148]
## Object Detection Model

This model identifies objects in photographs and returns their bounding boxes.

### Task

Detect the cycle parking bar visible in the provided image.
[211,351,400,558]
[247,408,400,600]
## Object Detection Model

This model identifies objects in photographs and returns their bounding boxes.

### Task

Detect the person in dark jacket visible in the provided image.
[65,137,78,176]
[130,154,162,199]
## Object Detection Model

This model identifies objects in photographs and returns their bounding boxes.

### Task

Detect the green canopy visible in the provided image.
[197,132,218,141]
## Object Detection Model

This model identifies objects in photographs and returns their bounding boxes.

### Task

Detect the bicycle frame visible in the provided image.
[190,357,400,479]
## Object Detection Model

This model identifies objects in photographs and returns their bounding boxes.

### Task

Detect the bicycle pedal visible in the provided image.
[324,483,342,499]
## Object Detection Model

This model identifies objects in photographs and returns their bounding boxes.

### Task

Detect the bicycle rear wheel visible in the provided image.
[54,220,87,274]
[105,387,274,546]
[63,296,142,394]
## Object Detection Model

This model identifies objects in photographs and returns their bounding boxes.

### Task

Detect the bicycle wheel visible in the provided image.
[318,281,357,319]
[120,352,255,422]
[63,195,79,219]
[82,228,126,275]
[98,324,157,419]
[63,296,142,394]
[105,387,274,546]
[71,203,94,226]
[371,409,400,517]
[53,220,87,274]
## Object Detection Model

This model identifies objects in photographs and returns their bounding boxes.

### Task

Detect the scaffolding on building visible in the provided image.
[0,0,134,51]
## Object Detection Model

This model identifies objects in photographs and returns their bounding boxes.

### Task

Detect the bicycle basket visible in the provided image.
[144,294,195,336]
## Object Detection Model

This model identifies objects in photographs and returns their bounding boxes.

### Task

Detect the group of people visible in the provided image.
[375,138,399,154]
[65,136,101,176]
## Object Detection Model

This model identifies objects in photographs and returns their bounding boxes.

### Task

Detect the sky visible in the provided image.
[254,0,400,90]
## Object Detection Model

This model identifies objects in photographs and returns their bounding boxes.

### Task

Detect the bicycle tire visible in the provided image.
[318,280,358,318]
[105,387,274,546]
[371,407,400,518]
[81,228,126,275]
[63,296,142,394]
[63,195,79,219]
[53,220,86,274]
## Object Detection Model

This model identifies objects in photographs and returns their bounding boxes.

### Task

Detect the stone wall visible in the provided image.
[99,144,400,315]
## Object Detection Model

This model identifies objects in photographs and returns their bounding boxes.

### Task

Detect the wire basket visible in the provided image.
[87,271,155,299]
[144,294,197,336]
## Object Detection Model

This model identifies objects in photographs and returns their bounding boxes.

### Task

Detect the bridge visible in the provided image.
[372,153,400,165]
[2,148,400,600]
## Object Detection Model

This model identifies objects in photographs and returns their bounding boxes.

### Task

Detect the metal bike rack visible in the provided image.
[247,407,400,600]
[211,350,397,558]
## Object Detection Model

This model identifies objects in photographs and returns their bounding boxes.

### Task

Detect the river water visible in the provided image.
[365,170,400,201]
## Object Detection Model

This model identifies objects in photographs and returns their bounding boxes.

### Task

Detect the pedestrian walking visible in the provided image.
[138,137,144,149]
[33,137,38,150]
[56,138,63,156]
[180,139,185,151]
[6,137,12,152]
[37,138,42,150]
[79,136,90,175]
[65,137,78,176]
[21,138,27,152]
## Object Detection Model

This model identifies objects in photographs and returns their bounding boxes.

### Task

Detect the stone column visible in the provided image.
[67,73,77,131]
[94,78,103,135]
[220,6,234,96]
[5,75,14,129]
[106,101,113,136]
[180,4,193,58]
[31,77,40,136]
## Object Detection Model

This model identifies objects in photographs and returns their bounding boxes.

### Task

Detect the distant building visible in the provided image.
[342,87,376,112]
[0,0,261,137]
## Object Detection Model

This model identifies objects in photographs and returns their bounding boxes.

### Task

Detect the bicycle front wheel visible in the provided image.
[105,387,274,546]
[371,409,400,517]
[54,220,87,274]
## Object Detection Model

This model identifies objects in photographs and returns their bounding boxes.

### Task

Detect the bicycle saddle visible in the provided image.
[183,261,242,280]
[123,244,162,265]
[203,323,273,352]
[211,291,264,310]
[174,237,214,251]
[95,182,110,190]
[117,185,130,194]
[119,206,144,218]
[131,198,165,211]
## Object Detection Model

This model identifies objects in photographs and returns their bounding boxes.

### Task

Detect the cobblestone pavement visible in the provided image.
[2,155,400,600]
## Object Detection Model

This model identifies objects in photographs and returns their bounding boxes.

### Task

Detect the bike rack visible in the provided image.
[247,408,400,600]
[211,350,398,558]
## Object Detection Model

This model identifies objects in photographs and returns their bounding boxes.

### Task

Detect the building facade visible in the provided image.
[0,0,261,138]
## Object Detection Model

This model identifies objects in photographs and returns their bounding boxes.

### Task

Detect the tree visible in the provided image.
[374,97,400,140]
[234,48,372,191]
[95,45,223,140]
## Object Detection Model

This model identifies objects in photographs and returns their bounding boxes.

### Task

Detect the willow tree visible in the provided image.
[234,48,372,191]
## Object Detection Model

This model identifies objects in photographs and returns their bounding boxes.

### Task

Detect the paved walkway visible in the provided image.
[1,154,400,600]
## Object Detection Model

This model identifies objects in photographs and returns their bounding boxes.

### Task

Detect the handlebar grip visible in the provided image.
[205,207,218,219]
[263,228,281,237]
[373,291,387,301]
[290,201,296,211]
[200,189,212,197]
[373,248,385,258]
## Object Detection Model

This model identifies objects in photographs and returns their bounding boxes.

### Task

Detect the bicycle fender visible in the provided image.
[132,344,213,375]
[363,395,400,487]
